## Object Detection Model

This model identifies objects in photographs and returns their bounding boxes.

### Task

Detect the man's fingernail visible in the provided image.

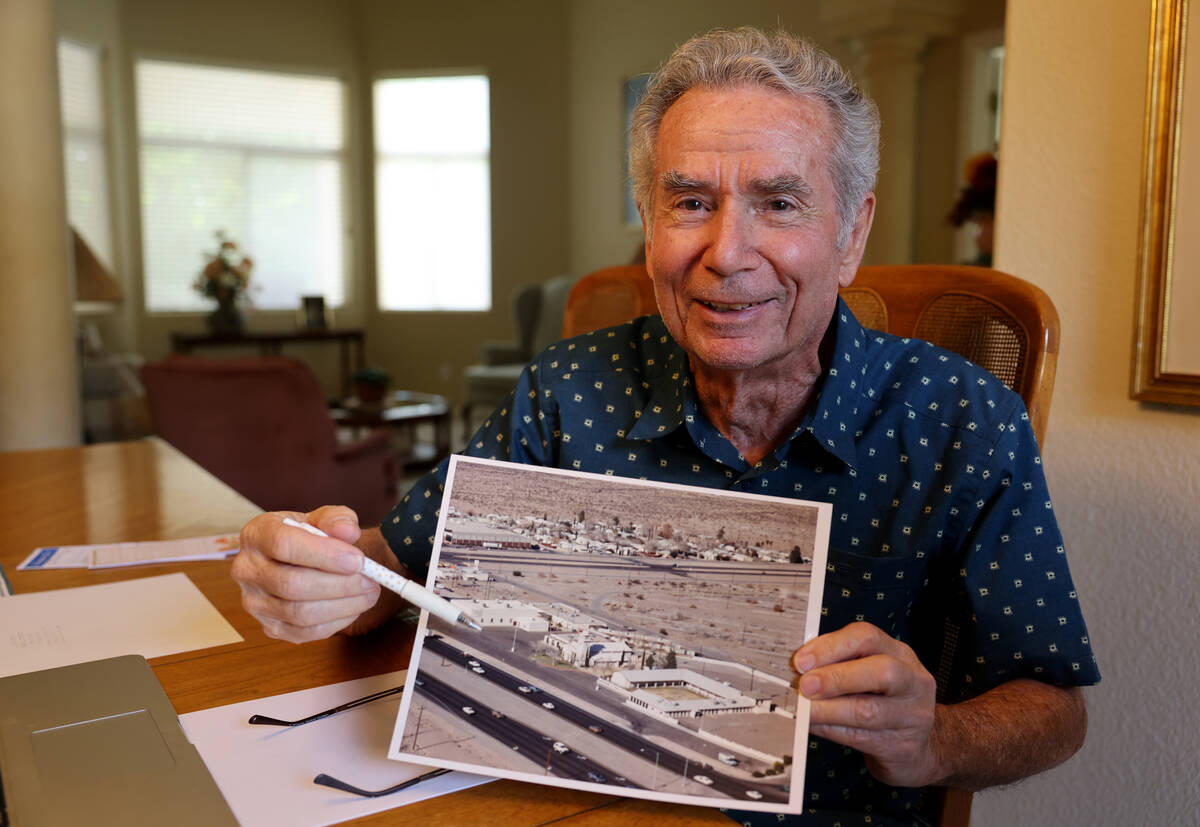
[360,575,378,591]
[794,653,816,672]
[799,674,820,697]
[338,553,362,574]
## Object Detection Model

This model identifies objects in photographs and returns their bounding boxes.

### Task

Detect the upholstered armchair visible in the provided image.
[141,355,399,525]
[461,273,579,430]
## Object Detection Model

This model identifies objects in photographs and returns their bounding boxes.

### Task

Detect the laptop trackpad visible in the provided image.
[32,709,174,790]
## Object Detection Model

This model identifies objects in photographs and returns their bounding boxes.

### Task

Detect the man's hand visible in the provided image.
[793,622,1088,791]
[232,506,402,643]
[793,621,941,787]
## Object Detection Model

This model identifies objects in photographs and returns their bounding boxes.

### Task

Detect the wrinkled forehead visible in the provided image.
[654,85,838,183]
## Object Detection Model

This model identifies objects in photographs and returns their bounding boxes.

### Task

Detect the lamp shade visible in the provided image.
[72,226,122,303]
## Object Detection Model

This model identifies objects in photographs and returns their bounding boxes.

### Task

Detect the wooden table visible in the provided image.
[170,329,365,399]
[329,391,452,472]
[0,439,727,826]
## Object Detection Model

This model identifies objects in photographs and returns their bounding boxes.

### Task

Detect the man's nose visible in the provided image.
[701,204,758,276]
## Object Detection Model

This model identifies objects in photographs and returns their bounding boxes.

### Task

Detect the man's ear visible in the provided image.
[837,193,875,288]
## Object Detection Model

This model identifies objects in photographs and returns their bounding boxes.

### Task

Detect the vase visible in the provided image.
[207,299,245,336]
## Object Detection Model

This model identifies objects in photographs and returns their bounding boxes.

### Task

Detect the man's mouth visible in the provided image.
[700,299,767,312]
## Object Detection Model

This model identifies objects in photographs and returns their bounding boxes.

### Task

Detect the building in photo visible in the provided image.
[448,598,549,631]
[604,668,772,718]
[543,631,634,667]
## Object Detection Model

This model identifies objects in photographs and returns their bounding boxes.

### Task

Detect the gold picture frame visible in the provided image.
[1132,0,1200,404]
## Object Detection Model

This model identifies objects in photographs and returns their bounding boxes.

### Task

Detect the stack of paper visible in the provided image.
[18,534,239,571]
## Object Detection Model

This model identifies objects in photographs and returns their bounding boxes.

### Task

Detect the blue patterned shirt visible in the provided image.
[381,299,1099,825]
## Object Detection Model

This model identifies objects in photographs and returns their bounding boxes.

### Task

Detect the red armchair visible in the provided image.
[141,355,399,525]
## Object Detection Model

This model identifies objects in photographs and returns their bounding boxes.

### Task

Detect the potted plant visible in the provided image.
[351,365,391,405]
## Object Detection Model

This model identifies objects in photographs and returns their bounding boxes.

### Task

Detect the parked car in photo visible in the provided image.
[462,706,476,715]
[541,701,555,710]
[693,774,714,786]
[587,724,603,733]
[552,741,569,753]
[744,790,764,800]
[586,771,607,784]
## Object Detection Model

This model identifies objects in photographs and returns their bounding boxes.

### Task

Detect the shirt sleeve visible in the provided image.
[954,405,1100,694]
[378,355,558,581]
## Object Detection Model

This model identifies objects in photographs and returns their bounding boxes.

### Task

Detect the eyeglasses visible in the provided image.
[246,683,451,798]
[247,685,404,727]
[314,766,452,797]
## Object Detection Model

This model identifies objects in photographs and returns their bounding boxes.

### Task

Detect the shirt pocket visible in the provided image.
[819,547,928,639]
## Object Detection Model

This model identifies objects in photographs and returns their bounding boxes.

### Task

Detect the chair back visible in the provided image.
[842,264,1059,446]
[561,264,656,338]
[142,355,396,522]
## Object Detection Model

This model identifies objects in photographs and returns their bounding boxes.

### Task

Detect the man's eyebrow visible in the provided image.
[751,175,814,198]
[660,170,707,191]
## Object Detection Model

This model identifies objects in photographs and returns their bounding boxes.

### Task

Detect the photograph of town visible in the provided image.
[388,456,831,813]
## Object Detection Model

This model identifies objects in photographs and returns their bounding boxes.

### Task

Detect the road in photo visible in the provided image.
[393,456,830,811]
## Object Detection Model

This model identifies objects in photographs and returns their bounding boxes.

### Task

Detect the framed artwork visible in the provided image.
[1132,0,1200,405]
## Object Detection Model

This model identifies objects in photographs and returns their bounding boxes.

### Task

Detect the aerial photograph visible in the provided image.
[390,456,831,812]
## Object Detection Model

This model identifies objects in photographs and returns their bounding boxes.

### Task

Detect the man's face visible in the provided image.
[641,85,873,377]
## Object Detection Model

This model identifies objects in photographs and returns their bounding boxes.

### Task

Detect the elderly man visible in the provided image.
[233,27,1097,825]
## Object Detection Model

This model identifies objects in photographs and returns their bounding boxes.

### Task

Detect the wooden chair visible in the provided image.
[561,264,656,338]
[142,355,400,525]
[562,263,1058,448]
[841,264,1059,448]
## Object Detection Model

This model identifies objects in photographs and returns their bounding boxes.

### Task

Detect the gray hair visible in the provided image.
[629,27,880,248]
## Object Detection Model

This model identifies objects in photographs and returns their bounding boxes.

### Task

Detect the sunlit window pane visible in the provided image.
[136,60,346,312]
[58,39,115,272]
[375,75,490,311]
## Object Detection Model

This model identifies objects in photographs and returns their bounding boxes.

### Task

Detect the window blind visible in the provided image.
[136,60,347,312]
[59,39,115,272]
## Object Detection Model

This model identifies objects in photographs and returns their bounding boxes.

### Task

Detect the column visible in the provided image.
[0,0,82,449]
[820,0,964,264]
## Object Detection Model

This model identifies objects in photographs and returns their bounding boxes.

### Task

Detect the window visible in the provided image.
[59,39,115,271]
[374,75,490,311]
[136,60,346,312]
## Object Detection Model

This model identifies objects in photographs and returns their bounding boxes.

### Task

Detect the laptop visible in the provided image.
[0,654,237,826]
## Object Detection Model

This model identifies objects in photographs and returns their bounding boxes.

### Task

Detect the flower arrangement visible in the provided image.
[194,230,254,307]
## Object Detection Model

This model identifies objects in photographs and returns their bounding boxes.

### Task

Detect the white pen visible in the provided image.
[281,517,481,631]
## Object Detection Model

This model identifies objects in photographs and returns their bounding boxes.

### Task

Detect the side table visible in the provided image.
[330,390,452,471]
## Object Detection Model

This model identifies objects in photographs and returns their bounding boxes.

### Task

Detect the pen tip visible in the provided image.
[459,615,482,632]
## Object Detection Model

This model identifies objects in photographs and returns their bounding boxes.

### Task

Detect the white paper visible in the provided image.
[180,672,491,827]
[0,573,242,678]
[18,534,240,570]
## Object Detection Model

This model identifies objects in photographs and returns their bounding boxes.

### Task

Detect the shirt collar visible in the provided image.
[793,297,870,470]
[626,321,691,441]
[625,302,870,469]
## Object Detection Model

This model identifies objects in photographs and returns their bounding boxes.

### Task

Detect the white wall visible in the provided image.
[977,1,1200,823]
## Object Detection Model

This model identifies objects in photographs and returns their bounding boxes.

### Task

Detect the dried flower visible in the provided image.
[193,230,254,306]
